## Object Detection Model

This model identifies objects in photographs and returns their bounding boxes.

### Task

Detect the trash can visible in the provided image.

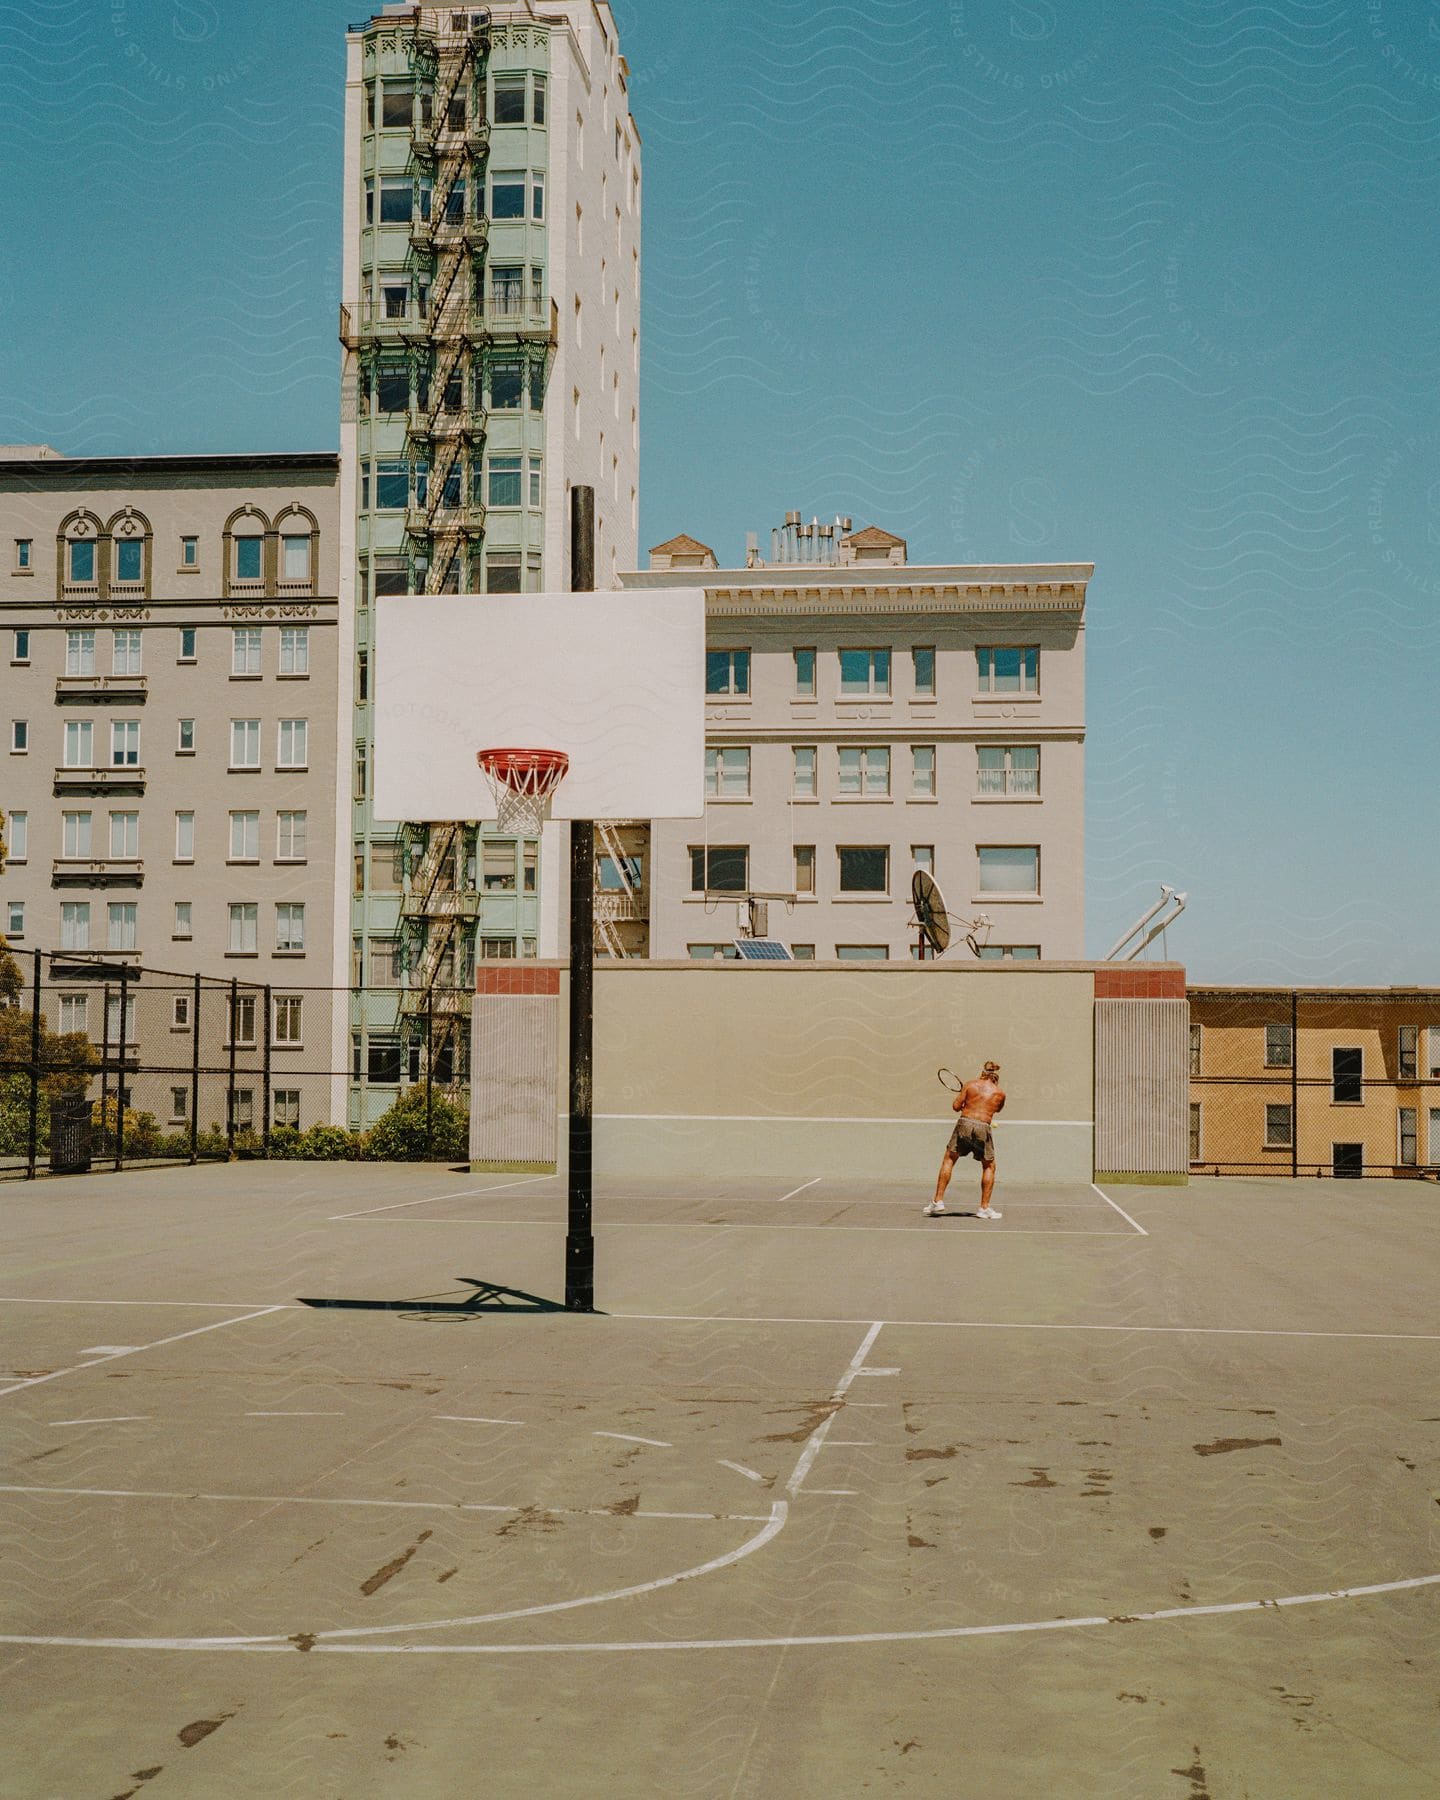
[49,1095,93,1175]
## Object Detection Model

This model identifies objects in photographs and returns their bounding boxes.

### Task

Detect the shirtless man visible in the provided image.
[924,1060,1005,1219]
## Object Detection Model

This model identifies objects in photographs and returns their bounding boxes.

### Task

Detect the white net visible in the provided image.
[476,749,569,836]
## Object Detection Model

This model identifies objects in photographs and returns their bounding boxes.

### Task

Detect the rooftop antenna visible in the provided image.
[1105,885,1188,961]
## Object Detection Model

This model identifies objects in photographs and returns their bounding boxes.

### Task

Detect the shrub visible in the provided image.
[294,1123,367,1161]
[366,1084,468,1162]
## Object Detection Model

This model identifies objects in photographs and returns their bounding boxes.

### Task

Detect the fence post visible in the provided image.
[115,965,128,1173]
[189,973,201,1163]
[1290,988,1299,1180]
[100,980,112,1166]
[425,986,434,1157]
[226,977,238,1159]
[25,948,41,1180]
[262,982,272,1158]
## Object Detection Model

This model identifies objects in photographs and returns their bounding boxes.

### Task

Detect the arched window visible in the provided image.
[275,503,319,594]
[56,510,100,599]
[223,505,271,597]
[105,507,153,598]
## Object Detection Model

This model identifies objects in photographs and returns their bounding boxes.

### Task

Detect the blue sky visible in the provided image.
[1,0,1435,980]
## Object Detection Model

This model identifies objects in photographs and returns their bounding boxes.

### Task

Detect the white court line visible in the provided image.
[787,1322,883,1499]
[379,1218,1129,1237]
[1090,1182,1148,1237]
[594,1431,672,1448]
[436,1416,526,1427]
[617,1311,1440,1344]
[0,1485,770,1526]
[772,1177,822,1203]
[50,1416,149,1427]
[596,1112,1093,1127]
[718,1461,767,1484]
[0,1307,285,1400]
[328,1173,551,1221]
[246,1411,344,1418]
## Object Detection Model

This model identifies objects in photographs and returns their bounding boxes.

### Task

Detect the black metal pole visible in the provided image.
[25,949,41,1180]
[115,966,128,1172]
[226,977,238,1158]
[262,982,272,1158]
[100,980,112,1165]
[189,973,201,1162]
[566,483,596,1312]
[1291,988,1299,1180]
[425,985,434,1157]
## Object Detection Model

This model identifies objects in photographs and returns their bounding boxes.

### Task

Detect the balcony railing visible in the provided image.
[55,674,148,704]
[596,889,649,924]
[51,858,144,888]
[342,294,557,345]
[400,887,481,921]
[53,765,147,796]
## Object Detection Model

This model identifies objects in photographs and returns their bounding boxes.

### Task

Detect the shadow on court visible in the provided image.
[297,1275,571,1319]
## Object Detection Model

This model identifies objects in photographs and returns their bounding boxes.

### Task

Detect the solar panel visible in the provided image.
[732,938,794,962]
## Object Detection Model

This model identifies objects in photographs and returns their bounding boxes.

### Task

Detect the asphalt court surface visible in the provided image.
[1,1163,1437,1798]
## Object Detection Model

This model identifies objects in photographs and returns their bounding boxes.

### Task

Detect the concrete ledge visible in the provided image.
[470,1159,557,1174]
[1095,1170,1188,1185]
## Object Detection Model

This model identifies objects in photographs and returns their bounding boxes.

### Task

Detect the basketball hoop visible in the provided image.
[476,747,569,835]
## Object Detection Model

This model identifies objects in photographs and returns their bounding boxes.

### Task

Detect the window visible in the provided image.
[354,740,368,800]
[489,361,522,410]
[367,1035,403,1084]
[487,455,522,506]
[381,80,413,128]
[277,811,307,861]
[232,1089,255,1132]
[177,718,195,754]
[169,1087,189,1124]
[274,1089,301,1129]
[64,720,93,767]
[1332,1047,1362,1105]
[531,171,545,219]
[481,842,516,891]
[706,747,751,798]
[792,745,817,797]
[105,993,136,1046]
[912,844,934,876]
[1189,1102,1202,1163]
[6,811,25,860]
[1333,1142,1364,1178]
[230,720,260,768]
[228,993,258,1047]
[66,629,96,675]
[977,846,1039,895]
[794,845,815,895]
[16,539,32,570]
[491,168,525,218]
[229,811,260,861]
[911,745,936,797]
[274,994,303,1046]
[6,899,23,937]
[179,627,197,660]
[278,627,309,676]
[532,73,547,124]
[114,540,143,583]
[228,902,258,954]
[11,629,29,662]
[1398,1025,1418,1081]
[597,853,642,891]
[838,846,889,893]
[791,944,815,961]
[231,627,262,675]
[62,812,93,858]
[376,367,410,416]
[9,720,27,753]
[689,846,749,893]
[107,901,137,951]
[706,650,750,696]
[181,537,198,569]
[277,719,308,768]
[528,456,542,508]
[68,540,96,583]
[1265,1023,1293,1068]
[173,901,192,939]
[1399,1107,1418,1168]
[838,746,890,797]
[493,73,526,122]
[60,901,90,950]
[1265,1103,1293,1148]
[276,902,305,952]
[369,938,402,986]
[687,943,739,961]
[978,745,1040,796]
[172,994,190,1030]
[977,646,1039,695]
[974,945,1042,961]
[529,357,546,409]
[913,646,936,696]
[1190,1022,1201,1076]
[840,649,891,697]
[836,945,887,962]
[59,994,88,1035]
[481,936,517,960]
[233,535,263,582]
[485,552,521,593]
[110,720,140,767]
[280,536,311,582]
[109,811,138,858]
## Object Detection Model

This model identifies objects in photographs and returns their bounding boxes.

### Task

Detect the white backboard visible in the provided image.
[373,590,706,822]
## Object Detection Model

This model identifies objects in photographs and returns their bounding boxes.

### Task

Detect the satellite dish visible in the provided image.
[911,868,951,959]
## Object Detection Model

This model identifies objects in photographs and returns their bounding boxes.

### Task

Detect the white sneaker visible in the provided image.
[976,1206,1003,1220]
[923,1201,947,1216]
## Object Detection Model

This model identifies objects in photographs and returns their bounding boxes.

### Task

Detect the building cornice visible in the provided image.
[622,565,1091,616]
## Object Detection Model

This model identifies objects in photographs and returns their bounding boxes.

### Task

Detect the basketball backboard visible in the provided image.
[372,590,706,822]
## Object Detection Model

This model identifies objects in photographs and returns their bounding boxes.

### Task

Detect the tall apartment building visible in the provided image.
[338,1,640,1124]
[619,516,1089,963]
[0,446,341,1128]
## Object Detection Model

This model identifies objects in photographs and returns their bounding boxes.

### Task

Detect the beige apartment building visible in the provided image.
[618,517,1089,963]
[0,447,340,1131]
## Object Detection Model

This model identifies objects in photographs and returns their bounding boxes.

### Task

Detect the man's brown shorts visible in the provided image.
[947,1116,995,1164]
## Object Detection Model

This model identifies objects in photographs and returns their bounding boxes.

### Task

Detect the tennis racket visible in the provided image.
[937,1067,965,1092]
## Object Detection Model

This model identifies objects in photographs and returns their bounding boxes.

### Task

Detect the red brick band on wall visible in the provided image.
[475,966,561,997]
[1094,967,1186,1001]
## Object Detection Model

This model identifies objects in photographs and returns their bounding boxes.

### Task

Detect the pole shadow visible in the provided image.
[297,1277,581,1321]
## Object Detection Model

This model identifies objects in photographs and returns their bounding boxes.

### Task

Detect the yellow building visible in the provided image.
[1188,988,1440,1179]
